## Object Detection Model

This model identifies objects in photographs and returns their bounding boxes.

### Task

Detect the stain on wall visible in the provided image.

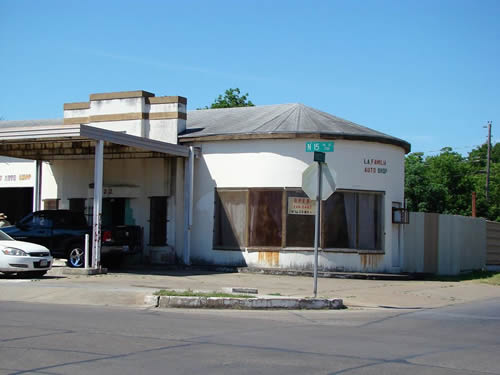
[258,251,280,267]
[359,253,383,270]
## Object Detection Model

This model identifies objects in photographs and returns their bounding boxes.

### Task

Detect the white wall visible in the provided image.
[189,138,406,273]
[0,157,36,188]
[42,158,179,263]
[64,96,185,144]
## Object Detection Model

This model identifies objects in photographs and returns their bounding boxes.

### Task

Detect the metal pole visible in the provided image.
[33,160,42,211]
[486,121,492,202]
[313,162,322,297]
[472,192,476,217]
[92,140,104,269]
[183,146,195,266]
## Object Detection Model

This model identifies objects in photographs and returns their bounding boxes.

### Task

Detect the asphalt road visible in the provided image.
[1,299,499,375]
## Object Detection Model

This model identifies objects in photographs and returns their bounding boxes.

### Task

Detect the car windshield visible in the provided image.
[0,230,14,241]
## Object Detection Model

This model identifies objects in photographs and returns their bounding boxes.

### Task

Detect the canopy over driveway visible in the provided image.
[0,123,192,269]
[0,123,189,160]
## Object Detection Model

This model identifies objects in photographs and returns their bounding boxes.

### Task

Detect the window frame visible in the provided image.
[213,188,249,250]
[212,187,385,253]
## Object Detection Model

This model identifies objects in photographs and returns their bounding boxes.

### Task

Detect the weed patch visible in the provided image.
[153,289,254,298]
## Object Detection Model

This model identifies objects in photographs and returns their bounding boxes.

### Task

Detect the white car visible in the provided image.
[0,229,53,277]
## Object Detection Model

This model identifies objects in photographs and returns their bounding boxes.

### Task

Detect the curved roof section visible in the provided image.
[180,103,410,153]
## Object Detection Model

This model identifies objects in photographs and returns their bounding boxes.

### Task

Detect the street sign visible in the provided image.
[301,162,337,201]
[306,141,334,153]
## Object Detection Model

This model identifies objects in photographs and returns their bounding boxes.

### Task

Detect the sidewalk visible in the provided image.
[1,263,499,310]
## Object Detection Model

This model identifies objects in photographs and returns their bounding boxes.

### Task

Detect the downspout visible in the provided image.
[183,146,195,265]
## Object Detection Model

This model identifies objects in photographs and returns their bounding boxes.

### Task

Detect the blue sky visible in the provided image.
[1,0,499,155]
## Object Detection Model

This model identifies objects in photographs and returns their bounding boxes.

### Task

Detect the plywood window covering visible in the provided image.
[149,197,167,246]
[285,190,315,247]
[323,191,383,250]
[323,192,351,248]
[213,190,248,249]
[248,190,283,247]
[213,188,383,251]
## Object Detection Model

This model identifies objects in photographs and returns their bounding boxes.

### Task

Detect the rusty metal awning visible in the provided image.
[0,124,190,160]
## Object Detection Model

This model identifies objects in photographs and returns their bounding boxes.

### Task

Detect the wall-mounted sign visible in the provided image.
[0,174,32,183]
[88,185,141,198]
[306,141,334,153]
[363,158,388,174]
[288,197,316,215]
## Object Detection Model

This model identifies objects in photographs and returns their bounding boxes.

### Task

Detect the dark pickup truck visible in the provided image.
[1,210,142,267]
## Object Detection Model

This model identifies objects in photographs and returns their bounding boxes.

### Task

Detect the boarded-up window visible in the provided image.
[150,197,167,246]
[357,193,382,250]
[323,191,382,250]
[213,190,247,249]
[248,190,282,247]
[285,190,315,247]
[323,192,351,248]
[213,188,383,251]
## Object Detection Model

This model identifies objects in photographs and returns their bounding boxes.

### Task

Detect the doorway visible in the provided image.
[102,198,126,226]
[0,187,33,223]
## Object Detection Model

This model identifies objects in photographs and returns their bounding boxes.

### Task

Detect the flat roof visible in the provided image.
[0,123,190,160]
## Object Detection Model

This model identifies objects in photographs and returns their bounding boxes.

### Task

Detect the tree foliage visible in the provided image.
[203,88,255,109]
[405,144,500,221]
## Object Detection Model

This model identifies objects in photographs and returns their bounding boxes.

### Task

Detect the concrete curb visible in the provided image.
[144,295,344,310]
[62,267,108,275]
[237,267,412,280]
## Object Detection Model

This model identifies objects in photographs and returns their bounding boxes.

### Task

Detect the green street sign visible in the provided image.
[306,141,334,153]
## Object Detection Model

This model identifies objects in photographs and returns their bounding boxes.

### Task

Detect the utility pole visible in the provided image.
[485,121,492,201]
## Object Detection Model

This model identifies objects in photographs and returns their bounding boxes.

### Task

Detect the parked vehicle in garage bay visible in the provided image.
[0,229,53,277]
[1,210,142,268]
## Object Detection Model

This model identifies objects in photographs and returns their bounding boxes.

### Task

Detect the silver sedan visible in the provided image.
[0,230,53,277]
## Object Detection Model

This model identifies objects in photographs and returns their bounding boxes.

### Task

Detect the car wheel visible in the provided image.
[26,271,47,278]
[67,246,85,268]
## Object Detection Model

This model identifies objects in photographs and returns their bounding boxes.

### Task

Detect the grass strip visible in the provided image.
[153,289,255,298]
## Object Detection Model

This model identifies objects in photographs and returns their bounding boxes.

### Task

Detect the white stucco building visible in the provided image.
[0,90,410,273]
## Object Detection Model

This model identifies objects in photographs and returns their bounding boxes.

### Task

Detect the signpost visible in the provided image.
[302,142,336,297]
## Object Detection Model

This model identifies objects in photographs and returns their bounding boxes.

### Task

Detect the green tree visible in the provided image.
[468,143,500,221]
[405,152,448,213]
[405,144,499,221]
[204,88,255,109]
